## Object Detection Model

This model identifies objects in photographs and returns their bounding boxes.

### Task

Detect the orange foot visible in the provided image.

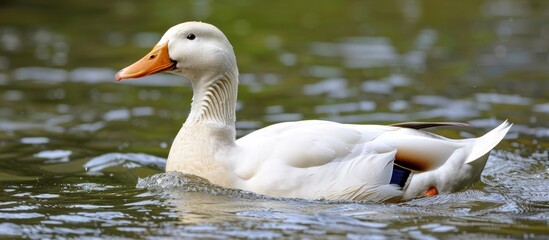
[424,186,438,197]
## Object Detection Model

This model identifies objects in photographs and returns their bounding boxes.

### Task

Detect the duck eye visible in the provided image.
[186,33,196,40]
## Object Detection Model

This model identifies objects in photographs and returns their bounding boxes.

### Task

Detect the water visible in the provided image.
[1,0,549,238]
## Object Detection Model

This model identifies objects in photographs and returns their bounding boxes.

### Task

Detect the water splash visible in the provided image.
[136,172,269,200]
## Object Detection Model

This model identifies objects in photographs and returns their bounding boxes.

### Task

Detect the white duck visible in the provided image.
[115,22,511,202]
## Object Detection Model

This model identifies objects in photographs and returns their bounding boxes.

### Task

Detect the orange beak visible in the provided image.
[115,42,176,81]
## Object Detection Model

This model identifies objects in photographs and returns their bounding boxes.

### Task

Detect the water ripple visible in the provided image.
[84,153,166,172]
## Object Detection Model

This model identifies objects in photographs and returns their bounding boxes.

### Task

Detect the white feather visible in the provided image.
[465,120,512,163]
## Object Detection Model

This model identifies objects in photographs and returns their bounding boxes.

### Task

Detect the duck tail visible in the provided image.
[465,120,512,164]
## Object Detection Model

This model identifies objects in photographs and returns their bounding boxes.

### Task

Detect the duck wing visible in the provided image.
[391,121,470,129]
[235,120,402,201]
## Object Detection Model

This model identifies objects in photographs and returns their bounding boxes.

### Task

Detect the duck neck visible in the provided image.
[185,71,238,129]
[166,71,239,186]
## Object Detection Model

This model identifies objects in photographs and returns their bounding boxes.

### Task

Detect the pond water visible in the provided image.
[1,0,549,238]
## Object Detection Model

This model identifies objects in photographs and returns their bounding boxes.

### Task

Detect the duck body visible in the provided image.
[116,22,511,202]
[167,119,509,202]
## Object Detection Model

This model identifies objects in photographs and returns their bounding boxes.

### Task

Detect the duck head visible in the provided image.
[115,22,238,83]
